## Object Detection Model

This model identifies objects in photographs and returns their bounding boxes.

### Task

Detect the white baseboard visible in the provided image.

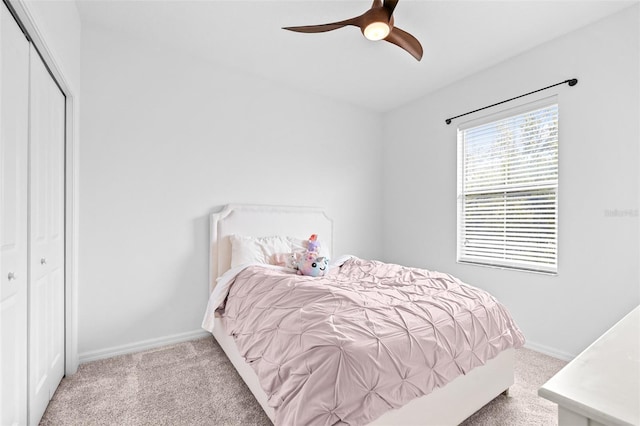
[524,340,574,362]
[78,329,211,364]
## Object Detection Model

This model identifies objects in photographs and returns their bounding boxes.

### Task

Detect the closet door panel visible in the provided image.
[0,2,30,425]
[28,46,65,425]
[28,47,50,424]
[49,76,65,377]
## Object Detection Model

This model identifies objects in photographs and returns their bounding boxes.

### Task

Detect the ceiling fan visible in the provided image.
[282,0,423,61]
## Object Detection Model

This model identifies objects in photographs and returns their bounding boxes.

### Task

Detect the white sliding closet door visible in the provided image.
[0,3,30,425]
[28,47,65,425]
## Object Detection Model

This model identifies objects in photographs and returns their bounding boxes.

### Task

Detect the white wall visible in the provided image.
[79,26,384,356]
[382,6,639,360]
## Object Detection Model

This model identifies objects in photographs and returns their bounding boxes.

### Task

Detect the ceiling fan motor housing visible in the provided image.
[360,7,394,39]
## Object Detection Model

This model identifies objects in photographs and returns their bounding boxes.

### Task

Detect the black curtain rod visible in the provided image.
[445,78,578,125]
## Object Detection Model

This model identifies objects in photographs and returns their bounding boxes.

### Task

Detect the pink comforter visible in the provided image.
[222,258,525,425]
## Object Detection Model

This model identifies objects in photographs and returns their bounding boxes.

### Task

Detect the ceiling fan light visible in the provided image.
[363,21,390,41]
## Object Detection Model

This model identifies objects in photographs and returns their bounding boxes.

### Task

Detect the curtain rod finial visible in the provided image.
[445,118,452,125]
[568,78,578,86]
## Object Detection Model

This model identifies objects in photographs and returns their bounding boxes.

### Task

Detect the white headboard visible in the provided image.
[209,204,333,292]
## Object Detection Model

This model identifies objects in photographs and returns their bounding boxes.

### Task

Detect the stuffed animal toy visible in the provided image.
[296,234,329,277]
[297,253,329,277]
[271,252,302,269]
[306,234,320,254]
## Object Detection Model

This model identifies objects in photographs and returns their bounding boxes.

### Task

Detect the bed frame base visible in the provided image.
[212,316,514,426]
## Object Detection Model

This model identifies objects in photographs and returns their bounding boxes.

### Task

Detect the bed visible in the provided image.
[202,204,524,425]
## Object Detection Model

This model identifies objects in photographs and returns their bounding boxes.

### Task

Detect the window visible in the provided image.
[457,98,558,274]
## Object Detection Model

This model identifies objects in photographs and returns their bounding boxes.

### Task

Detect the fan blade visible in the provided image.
[385,26,423,61]
[283,17,360,34]
[383,0,399,15]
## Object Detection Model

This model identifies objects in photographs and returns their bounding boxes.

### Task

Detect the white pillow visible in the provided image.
[229,235,304,269]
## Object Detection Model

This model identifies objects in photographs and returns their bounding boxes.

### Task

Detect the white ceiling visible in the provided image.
[76,0,637,112]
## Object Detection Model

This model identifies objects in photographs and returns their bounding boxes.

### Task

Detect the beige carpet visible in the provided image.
[41,337,566,426]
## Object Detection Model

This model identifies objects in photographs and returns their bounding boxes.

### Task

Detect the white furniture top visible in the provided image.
[539,306,640,426]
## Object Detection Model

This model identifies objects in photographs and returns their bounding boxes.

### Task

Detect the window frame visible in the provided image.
[456,96,559,275]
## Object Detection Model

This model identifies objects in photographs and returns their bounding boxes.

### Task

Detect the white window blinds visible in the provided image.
[457,99,558,274]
